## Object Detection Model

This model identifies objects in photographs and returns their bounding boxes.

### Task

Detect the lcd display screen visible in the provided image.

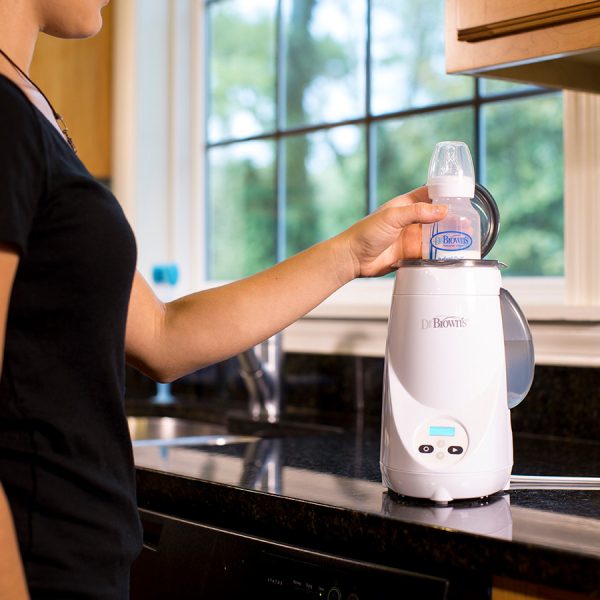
[429,426,456,437]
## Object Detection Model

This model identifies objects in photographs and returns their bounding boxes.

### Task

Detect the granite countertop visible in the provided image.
[134,425,600,596]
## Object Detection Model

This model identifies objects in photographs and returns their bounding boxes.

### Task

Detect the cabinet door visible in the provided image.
[446,0,600,92]
[30,4,113,179]
[455,0,599,40]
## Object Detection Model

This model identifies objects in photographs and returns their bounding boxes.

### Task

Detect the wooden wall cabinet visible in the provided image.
[30,4,113,179]
[446,0,600,92]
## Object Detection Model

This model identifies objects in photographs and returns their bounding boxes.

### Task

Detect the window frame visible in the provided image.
[112,0,600,368]
[202,0,563,278]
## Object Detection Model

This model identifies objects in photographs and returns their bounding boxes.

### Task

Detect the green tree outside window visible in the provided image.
[206,0,563,279]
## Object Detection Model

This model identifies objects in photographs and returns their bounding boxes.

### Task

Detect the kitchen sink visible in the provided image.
[225,410,345,438]
[127,414,343,448]
[128,416,260,448]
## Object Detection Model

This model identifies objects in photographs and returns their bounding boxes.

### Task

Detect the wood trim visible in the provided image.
[563,91,600,304]
[458,1,600,42]
[112,0,138,222]
[493,576,589,599]
[30,4,113,178]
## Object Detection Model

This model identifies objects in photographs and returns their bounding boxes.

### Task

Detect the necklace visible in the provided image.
[0,47,77,154]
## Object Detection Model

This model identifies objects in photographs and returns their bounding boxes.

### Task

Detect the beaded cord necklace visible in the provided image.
[0,47,77,154]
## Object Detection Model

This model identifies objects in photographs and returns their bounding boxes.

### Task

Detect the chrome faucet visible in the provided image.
[236,334,283,423]
[240,438,283,494]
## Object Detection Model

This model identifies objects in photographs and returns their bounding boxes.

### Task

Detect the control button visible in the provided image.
[347,594,360,600]
[327,587,342,600]
[418,444,434,454]
[436,440,446,448]
[436,451,445,460]
[448,445,464,455]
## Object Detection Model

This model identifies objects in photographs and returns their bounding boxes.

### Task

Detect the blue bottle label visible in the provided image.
[431,230,473,252]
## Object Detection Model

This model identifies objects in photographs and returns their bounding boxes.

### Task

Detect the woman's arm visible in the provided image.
[0,484,29,600]
[0,246,30,600]
[126,187,446,382]
[0,245,18,374]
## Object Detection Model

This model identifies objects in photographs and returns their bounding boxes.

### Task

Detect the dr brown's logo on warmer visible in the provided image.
[421,316,468,329]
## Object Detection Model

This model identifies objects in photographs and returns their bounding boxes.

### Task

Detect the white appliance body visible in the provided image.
[380,262,513,503]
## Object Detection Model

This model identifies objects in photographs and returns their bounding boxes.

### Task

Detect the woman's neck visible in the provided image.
[0,2,40,75]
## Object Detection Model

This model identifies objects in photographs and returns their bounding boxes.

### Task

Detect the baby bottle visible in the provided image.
[422,141,481,260]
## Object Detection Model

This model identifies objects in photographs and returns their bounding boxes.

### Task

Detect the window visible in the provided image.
[113,1,600,366]
[205,0,563,280]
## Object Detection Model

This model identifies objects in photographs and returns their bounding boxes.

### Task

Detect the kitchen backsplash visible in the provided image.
[125,355,600,442]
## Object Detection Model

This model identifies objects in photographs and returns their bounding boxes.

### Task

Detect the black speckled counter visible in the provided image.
[134,428,600,596]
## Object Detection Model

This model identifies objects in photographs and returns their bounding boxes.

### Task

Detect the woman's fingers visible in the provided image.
[377,186,430,210]
[382,202,447,230]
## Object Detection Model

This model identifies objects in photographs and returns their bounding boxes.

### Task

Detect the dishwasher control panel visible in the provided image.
[131,508,492,600]
[253,549,448,599]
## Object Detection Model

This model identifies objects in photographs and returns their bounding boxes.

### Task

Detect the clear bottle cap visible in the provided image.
[427,141,475,199]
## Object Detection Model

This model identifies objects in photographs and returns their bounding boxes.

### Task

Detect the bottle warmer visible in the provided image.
[380,187,535,503]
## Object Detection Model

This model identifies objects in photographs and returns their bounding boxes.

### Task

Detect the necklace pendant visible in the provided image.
[56,114,77,154]
[0,47,77,155]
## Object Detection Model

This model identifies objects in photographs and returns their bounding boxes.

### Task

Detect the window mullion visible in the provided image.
[474,78,483,183]
[366,0,375,213]
[276,0,286,262]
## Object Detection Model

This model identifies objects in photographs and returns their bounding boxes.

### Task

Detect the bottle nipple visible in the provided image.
[440,145,460,177]
[427,141,474,200]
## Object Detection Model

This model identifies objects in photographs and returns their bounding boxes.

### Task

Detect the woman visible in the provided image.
[0,1,447,598]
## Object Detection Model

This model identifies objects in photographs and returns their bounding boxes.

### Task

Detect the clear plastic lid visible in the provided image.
[427,141,475,199]
[473,183,500,258]
[500,288,535,409]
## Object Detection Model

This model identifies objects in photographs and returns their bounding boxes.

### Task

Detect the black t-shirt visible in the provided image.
[0,75,142,598]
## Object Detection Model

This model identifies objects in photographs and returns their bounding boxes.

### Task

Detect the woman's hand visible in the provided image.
[333,186,447,280]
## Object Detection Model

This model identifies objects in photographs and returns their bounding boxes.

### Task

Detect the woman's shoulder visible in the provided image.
[0,75,44,150]
[0,75,40,123]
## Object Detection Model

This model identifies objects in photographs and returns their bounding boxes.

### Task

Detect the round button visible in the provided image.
[327,588,342,600]
[436,451,445,460]
[436,440,446,448]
